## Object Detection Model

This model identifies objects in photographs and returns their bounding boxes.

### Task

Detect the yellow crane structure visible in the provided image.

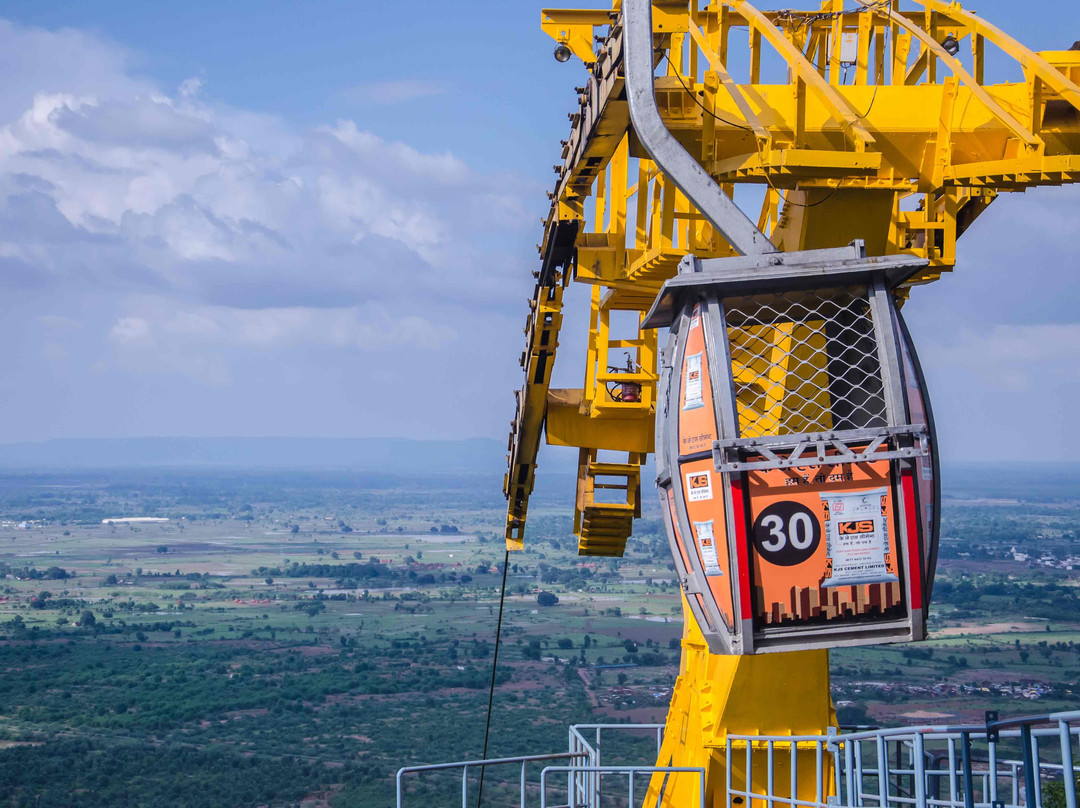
[500,1,1080,805]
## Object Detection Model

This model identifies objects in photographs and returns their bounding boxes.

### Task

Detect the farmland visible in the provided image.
[0,465,1076,806]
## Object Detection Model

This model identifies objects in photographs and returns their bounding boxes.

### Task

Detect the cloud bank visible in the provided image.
[0,18,540,442]
[0,16,1077,462]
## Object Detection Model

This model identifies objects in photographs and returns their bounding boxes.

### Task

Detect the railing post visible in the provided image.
[630,770,636,807]
[791,738,799,808]
[961,732,975,808]
[816,740,824,806]
[462,764,469,808]
[1022,724,1037,808]
[988,737,999,806]
[913,733,926,808]
[1059,719,1077,808]
[748,739,755,805]
[521,761,527,808]
[856,739,866,806]
[1033,735,1043,808]
[727,738,734,808]
[845,737,856,808]
[948,737,959,806]
[877,733,890,808]
[829,729,844,808]
[768,740,776,808]
[596,727,602,808]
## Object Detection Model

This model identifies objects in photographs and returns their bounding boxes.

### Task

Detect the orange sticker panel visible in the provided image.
[746,457,904,627]
[678,456,734,629]
[678,303,717,456]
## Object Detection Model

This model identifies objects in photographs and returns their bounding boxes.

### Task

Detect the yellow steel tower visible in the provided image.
[503,2,1080,804]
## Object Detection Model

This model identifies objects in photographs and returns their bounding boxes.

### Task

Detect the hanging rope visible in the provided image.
[475,548,510,808]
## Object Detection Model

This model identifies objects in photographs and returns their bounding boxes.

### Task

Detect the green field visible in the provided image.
[0,468,1076,805]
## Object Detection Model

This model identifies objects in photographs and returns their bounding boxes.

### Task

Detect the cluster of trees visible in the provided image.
[934,578,1080,621]
[0,738,366,807]
[0,563,71,580]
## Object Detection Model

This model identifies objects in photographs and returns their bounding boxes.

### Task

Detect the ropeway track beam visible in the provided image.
[622,0,776,257]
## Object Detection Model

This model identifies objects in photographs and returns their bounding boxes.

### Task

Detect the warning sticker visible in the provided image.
[819,487,898,588]
[693,520,724,576]
[683,352,704,411]
[685,470,713,502]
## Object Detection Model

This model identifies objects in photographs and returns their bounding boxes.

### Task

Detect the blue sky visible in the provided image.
[0,1,1077,462]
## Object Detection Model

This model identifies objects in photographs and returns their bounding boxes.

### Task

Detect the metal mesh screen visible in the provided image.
[723,288,887,438]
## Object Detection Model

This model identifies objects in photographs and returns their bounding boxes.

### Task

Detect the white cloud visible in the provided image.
[0,27,533,307]
[99,299,456,384]
[178,77,204,98]
[323,120,468,184]
[0,16,540,400]
[0,16,544,444]
[109,316,151,345]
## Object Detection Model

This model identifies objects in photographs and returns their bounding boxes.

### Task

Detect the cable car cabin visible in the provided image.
[643,242,940,655]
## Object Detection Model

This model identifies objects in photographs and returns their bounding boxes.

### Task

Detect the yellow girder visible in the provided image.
[504,0,1080,550]
[498,3,1080,803]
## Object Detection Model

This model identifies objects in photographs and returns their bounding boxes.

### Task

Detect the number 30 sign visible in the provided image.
[751,501,821,566]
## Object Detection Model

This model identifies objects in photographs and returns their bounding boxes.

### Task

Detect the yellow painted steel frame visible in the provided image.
[506,0,1080,552]
[645,599,836,807]
[501,6,1080,801]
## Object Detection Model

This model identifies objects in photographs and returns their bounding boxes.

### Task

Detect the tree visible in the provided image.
[557,637,574,649]
[264,577,274,586]
[79,610,96,627]
[537,591,560,607]
[617,673,628,685]
[156,545,168,554]
[290,524,300,535]
[1044,776,1080,808]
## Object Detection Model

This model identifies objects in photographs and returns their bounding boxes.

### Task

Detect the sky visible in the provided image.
[0,0,1077,462]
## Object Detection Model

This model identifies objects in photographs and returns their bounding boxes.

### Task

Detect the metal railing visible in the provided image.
[395,751,584,808]
[540,765,706,808]
[726,710,1079,808]
[396,711,1078,808]
[568,723,666,806]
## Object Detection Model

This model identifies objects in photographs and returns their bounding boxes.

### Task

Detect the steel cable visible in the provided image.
[475,548,510,808]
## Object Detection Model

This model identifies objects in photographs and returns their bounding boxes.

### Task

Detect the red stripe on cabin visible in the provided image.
[901,470,923,611]
[729,477,754,618]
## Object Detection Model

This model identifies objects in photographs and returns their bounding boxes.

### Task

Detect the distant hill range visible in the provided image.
[0,437,562,472]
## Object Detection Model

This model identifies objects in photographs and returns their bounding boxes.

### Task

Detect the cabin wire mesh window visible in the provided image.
[723,287,887,438]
